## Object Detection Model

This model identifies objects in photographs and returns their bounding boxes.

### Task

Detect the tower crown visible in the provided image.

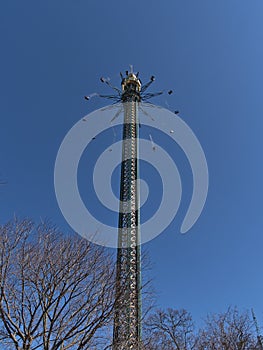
[121,73,141,102]
[121,73,141,92]
[85,68,168,105]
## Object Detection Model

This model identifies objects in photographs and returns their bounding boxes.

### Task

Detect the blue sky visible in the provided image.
[1,0,263,326]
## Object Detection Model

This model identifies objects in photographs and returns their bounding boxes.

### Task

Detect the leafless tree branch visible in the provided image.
[0,219,117,350]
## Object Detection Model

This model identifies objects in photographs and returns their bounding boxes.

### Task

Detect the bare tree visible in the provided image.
[0,219,117,350]
[143,308,195,350]
[2,220,258,350]
[195,307,257,350]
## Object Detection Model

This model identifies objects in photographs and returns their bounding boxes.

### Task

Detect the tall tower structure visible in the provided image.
[113,71,142,349]
[84,68,164,348]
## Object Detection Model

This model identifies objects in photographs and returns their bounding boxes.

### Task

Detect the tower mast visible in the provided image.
[87,68,164,349]
[113,71,142,349]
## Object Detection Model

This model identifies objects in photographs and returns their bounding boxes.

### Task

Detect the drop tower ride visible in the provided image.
[113,70,142,349]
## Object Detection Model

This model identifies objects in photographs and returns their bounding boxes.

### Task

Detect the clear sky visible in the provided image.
[1,0,263,327]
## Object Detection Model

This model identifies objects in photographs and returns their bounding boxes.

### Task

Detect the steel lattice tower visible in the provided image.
[113,72,142,349]
[85,68,164,349]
